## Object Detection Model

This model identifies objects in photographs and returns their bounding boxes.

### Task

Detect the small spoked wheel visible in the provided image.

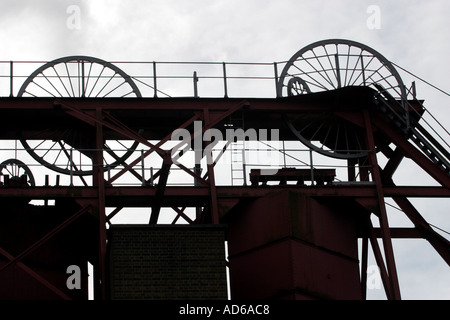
[17,56,143,176]
[278,39,406,159]
[0,159,35,187]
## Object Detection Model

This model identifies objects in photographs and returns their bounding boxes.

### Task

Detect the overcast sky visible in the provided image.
[0,0,449,300]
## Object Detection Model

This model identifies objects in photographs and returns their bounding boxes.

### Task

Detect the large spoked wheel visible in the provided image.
[278,39,406,159]
[17,56,142,176]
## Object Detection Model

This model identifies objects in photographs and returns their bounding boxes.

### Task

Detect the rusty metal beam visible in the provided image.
[366,218,394,300]
[171,207,194,224]
[0,95,361,112]
[380,164,450,266]
[106,206,123,224]
[371,227,423,238]
[382,147,405,179]
[55,99,167,156]
[392,196,450,266]
[108,114,201,185]
[149,154,172,224]
[0,185,449,201]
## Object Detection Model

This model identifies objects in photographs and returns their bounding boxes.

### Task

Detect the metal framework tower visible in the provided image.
[0,39,448,300]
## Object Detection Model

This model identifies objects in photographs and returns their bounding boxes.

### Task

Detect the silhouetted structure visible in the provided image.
[0,40,448,300]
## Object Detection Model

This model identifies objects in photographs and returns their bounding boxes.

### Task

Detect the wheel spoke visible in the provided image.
[41,70,64,97]
[323,45,338,85]
[311,47,335,88]
[30,80,58,97]
[64,62,76,97]
[87,65,106,97]
[84,62,94,96]
[345,49,363,86]
[104,80,127,97]
[301,54,336,89]
[95,72,118,97]
[52,66,72,96]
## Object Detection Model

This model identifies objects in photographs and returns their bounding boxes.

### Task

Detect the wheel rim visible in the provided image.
[17,56,142,176]
[279,39,406,159]
[18,56,141,98]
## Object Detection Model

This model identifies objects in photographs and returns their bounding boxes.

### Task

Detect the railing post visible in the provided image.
[360,55,366,86]
[150,167,154,186]
[274,62,280,98]
[309,149,314,185]
[193,71,199,98]
[242,148,247,186]
[222,62,228,98]
[81,60,85,97]
[153,61,158,98]
[9,61,13,97]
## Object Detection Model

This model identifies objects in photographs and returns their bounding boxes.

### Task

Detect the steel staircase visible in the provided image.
[373,83,450,176]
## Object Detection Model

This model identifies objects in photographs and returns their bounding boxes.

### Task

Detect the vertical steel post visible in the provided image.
[361,235,369,299]
[9,61,13,97]
[273,62,279,98]
[150,167,154,186]
[141,149,145,186]
[70,148,74,186]
[94,108,107,299]
[193,71,199,98]
[335,54,342,88]
[309,149,314,185]
[204,108,219,224]
[153,62,158,98]
[223,62,228,98]
[81,60,85,97]
[242,148,247,186]
[348,158,357,181]
[363,109,401,300]
[360,55,366,86]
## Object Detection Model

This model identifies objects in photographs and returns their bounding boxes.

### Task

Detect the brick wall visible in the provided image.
[107,225,227,300]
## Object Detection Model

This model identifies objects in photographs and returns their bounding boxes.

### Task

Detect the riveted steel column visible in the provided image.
[94,108,107,299]
[363,109,401,300]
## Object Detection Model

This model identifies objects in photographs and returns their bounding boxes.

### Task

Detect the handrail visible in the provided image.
[0,60,283,98]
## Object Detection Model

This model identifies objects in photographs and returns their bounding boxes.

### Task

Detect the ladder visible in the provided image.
[229,112,247,186]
